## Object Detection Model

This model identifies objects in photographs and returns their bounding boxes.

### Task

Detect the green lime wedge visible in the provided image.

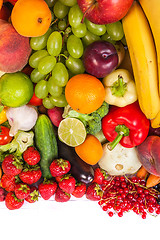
[58,117,87,147]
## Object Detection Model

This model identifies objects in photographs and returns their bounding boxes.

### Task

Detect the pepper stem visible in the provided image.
[111,74,127,97]
[107,124,130,151]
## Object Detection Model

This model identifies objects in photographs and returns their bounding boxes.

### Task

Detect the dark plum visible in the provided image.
[83,40,118,78]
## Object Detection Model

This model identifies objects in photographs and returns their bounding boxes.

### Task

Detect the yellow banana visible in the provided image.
[122,1,160,120]
[139,0,160,127]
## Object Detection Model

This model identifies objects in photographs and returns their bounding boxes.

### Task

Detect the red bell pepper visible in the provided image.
[102,101,150,150]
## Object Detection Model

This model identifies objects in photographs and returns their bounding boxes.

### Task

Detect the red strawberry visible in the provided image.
[25,186,39,203]
[86,182,103,201]
[1,174,16,192]
[49,158,71,177]
[55,187,71,202]
[23,146,41,165]
[93,167,107,185]
[56,174,76,194]
[5,192,24,210]
[72,182,86,198]
[19,164,42,185]
[2,154,23,176]
[38,179,57,200]
[14,183,30,199]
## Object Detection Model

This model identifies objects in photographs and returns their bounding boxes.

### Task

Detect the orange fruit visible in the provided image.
[11,0,52,37]
[65,74,105,114]
[75,134,103,165]
[0,0,3,11]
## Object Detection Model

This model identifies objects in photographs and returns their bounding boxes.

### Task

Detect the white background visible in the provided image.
[0,195,160,239]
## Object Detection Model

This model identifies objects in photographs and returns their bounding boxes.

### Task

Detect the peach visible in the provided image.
[0,19,31,73]
[136,135,160,176]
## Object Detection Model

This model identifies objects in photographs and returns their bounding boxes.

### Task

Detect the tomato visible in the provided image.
[0,126,12,145]
[28,91,43,106]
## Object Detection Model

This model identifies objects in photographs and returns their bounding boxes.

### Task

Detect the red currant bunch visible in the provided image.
[98,175,160,219]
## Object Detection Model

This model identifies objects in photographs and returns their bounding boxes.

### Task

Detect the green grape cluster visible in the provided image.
[29,0,125,109]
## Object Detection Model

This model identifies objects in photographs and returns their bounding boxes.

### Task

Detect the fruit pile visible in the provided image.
[1,0,160,219]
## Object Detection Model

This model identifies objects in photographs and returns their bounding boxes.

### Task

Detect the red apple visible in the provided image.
[77,0,134,25]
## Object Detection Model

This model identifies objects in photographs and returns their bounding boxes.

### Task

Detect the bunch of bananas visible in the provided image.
[122,0,160,128]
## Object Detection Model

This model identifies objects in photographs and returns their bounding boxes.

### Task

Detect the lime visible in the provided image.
[0,72,33,107]
[58,117,87,147]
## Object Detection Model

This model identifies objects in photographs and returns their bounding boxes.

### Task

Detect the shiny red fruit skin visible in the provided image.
[23,146,41,165]
[5,192,24,210]
[19,169,42,185]
[77,0,134,25]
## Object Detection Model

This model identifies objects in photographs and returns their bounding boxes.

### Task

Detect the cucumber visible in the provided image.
[35,114,58,179]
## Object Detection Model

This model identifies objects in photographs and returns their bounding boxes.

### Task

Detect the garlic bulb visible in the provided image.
[6,105,38,136]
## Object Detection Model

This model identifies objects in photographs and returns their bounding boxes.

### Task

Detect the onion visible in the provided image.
[6,105,38,136]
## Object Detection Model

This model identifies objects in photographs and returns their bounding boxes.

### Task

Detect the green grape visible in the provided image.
[58,20,67,31]
[42,96,55,109]
[29,50,49,68]
[50,94,68,107]
[85,19,107,36]
[44,0,56,7]
[101,33,116,44]
[68,4,83,28]
[47,76,63,96]
[53,1,69,19]
[82,30,101,47]
[72,23,87,38]
[30,28,52,50]
[35,80,48,99]
[66,55,85,75]
[52,62,69,86]
[106,21,124,41]
[38,55,56,74]
[47,31,62,56]
[67,35,83,58]
[59,0,77,7]
[30,68,47,83]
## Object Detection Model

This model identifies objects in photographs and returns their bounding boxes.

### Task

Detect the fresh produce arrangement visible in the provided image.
[1,0,160,219]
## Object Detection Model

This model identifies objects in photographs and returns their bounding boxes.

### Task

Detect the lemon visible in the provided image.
[58,117,87,147]
[0,72,33,107]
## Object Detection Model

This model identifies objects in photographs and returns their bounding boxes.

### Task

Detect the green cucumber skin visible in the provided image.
[35,114,58,179]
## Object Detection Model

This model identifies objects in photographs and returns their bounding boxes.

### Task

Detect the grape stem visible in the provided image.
[50,18,59,27]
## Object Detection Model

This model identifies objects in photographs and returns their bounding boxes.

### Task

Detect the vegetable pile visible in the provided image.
[1,0,160,219]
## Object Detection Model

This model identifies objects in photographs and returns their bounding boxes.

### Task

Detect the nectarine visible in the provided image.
[136,136,160,177]
[0,19,31,73]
